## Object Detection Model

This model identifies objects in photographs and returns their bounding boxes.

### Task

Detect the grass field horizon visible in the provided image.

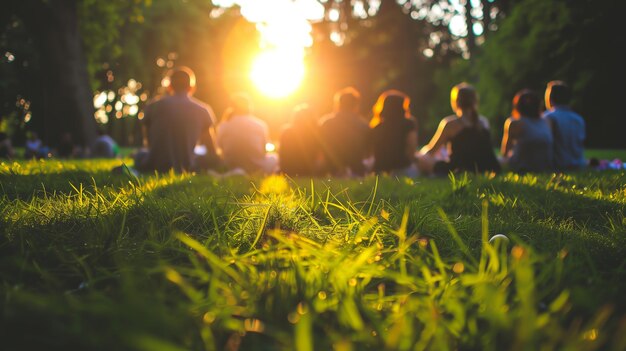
[2,157,626,350]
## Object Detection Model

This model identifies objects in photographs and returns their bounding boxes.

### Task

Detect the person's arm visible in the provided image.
[419,118,449,156]
[500,118,512,157]
[501,118,519,157]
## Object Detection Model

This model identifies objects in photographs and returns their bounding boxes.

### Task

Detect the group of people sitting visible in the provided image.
[133,66,587,177]
[0,129,120,160]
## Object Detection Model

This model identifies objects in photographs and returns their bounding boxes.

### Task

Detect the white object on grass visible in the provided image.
[489,234,510,245]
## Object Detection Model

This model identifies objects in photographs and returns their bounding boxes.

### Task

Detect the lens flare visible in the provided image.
[251,50,305,98]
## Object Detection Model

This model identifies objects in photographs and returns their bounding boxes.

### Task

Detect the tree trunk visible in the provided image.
[464,0,476,57]
[30,0,96,150]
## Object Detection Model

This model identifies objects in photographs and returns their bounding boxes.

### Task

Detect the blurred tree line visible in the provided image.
[0,0,623,150]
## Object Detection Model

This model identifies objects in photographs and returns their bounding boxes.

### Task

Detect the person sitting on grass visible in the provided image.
[543,80,586,171]
[134,66,218,173]
[369,89,419,177]
[417,82,500,176]
[216,93,277,175]
[500,89,554,173]
[278,103,322,177]
[318,86,370,177]
[0,132,15,159]
[92,129,120,158]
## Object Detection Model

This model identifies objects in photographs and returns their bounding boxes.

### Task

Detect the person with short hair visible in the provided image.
[369,90,419,177]
[500,89,553,173]
[417,82,500,176]
[136,66,218,173]
[543,80,586,171]
[319,86,370,176]
[92,129,120,158]
[216,93,276,174]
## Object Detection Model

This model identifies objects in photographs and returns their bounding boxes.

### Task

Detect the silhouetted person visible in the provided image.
[24,131,46,159]
[418,82,500,176]
[369,90,418,177]
[0,132,15,159]
[319,87,369,176]
[136,66,217,173]
[57,132,78,158]
[278,103,322,176]
[216,93,276,174]
[92,129,119,158]
[500,89,553,173]
[543,80,586,171]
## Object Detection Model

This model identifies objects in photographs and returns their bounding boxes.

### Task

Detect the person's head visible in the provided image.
[545,80,571,110]
[371,89,411,127]
[222,92,252,122]
[512,89,542,119]
[450,82,478,115]
[165,66,196,95]
[27,131,38,140]
[333,86,361,114]
[292,103,316,127]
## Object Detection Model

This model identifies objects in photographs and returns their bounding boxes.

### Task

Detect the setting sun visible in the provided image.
[251,49,305,98]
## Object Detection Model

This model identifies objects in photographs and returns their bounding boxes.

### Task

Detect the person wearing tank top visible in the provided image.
[417,82,500,176]
[501,89,553,173]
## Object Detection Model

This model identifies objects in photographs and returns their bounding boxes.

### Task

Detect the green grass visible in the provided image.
[1,159,626,350]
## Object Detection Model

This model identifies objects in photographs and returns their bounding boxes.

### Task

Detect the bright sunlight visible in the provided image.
[236,0,323,98]
[251,49,305,98]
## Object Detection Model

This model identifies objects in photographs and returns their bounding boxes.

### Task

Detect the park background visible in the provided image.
[1,0,624,153]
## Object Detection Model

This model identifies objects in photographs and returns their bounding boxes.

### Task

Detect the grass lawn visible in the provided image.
[1,158,626,350]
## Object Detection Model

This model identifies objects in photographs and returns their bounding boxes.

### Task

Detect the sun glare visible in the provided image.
[251,50,305,98]
[229,0,322,98]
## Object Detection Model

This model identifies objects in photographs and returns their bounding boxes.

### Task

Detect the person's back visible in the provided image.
[218,114,269,173]
[501,89,554,173]
[279,104,321,176]
[448,125,500,173]
[543,81,586,170]
[145,95,212,172]
[140,67,215,173]
[508,117,553,172]
[319,87,369,176]
[0,132,14,159]
[92,131,119,158]
[370,90,418,175]
[418,82,500,176]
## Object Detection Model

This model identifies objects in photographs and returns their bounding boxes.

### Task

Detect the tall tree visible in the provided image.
[6,0,96,148]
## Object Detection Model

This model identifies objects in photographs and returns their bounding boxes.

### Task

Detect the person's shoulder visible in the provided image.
[439,114,458,127]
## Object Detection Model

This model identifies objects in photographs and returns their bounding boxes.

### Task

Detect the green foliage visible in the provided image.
[1,159,626,349]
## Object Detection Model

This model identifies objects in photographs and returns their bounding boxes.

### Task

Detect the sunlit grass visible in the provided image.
[1,159,626,350]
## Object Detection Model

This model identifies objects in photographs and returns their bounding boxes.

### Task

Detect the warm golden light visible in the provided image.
[251,50,305,98]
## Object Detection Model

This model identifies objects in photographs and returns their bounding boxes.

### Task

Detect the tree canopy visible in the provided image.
[0,0,622,148]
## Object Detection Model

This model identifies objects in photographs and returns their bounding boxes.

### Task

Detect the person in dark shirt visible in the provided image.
[136,66,217,173]
[278,103,321,176]
[0,132,15,159]
[319,86,369,177]
[369,90,418,176]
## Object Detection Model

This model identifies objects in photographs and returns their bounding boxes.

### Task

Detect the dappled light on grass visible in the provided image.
[1,163,626,349]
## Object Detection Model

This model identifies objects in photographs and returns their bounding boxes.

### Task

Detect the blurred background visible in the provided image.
[1,0,623,152]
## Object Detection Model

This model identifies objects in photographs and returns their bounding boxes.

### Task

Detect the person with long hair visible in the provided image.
[417,82,500,176]
[500,89,553,173]
[278,103,322,176]
[369,89,418,177]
